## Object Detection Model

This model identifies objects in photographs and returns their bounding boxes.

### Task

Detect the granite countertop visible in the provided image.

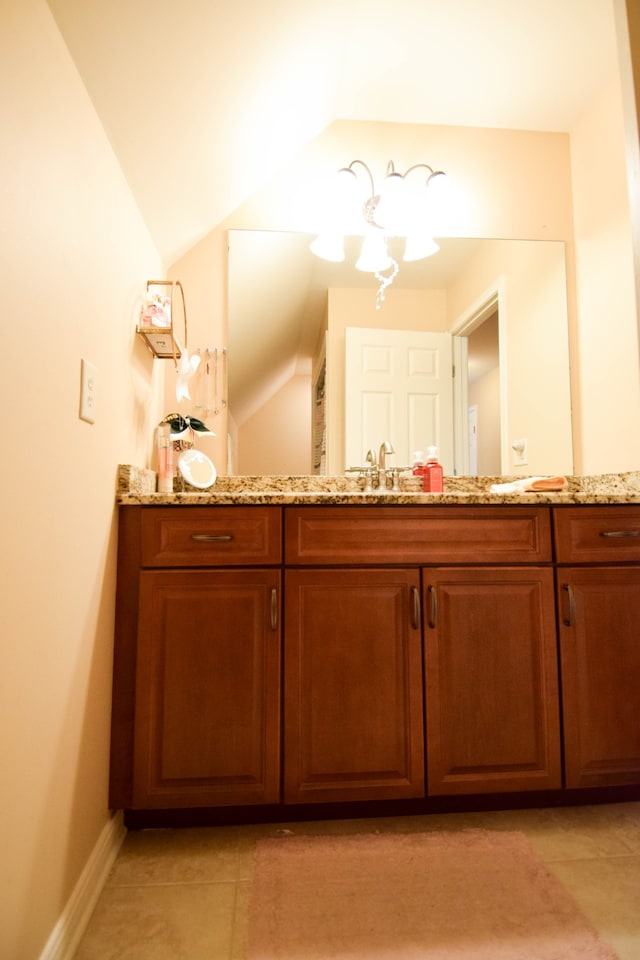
[117,465,640,506]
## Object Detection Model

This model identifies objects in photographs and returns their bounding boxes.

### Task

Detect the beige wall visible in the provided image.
[571,73,640,473]
[615,0,640,370]
[1,2,164,957]
[236,374,312,474]
[469,367,502,475]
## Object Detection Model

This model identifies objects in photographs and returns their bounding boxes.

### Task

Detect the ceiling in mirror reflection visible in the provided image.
[228,231,483,424]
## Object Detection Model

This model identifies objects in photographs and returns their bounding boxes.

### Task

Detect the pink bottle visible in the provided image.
[412,451,426,478]
[423,446,444,493]
[156,423,174,494]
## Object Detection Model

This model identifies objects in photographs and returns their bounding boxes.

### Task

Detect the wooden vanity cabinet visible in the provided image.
[111,500,640,822]
[283,505,559,802]
[110,506,282,810]
[554,506,640,789]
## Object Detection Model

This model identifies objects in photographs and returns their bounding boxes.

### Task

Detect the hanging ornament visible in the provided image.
[175,348,201,402]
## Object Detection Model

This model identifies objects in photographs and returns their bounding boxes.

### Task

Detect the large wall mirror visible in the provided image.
[227,231,573,477]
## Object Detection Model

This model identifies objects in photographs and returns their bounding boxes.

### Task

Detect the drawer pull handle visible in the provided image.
[427,585,437,629]
[190,534,234,542]
[562,583,575,626]
[270,588,278,631]
[410,586,421,631]
[599,530,639,538]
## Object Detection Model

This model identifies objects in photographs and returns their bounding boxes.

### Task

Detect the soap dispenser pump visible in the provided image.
[423,445,444,493]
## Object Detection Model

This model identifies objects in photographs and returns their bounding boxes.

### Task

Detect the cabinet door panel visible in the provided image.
[424,568,561,795]
[284,568,424,803]
[133,569,281,807]
[558,567,640,788]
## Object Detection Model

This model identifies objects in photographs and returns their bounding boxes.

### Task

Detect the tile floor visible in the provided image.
[73,801,640,960]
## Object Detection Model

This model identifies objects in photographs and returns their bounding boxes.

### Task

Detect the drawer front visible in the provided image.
[140,507,282,566]
[554,505,640,563]
[285,506,552,564]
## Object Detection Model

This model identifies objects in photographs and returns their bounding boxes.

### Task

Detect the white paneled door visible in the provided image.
[345,327,454,472]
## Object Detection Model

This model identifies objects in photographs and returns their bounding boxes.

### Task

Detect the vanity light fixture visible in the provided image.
[310,159,447,308]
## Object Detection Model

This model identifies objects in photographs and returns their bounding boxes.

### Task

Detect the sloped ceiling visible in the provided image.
[47,0,618,266]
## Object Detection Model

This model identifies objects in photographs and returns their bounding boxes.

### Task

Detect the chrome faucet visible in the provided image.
[347,442,395,490]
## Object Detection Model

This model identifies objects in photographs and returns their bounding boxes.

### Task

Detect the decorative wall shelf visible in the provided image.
[137,279,187,363]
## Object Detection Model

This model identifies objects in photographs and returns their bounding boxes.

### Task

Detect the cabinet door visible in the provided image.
[424,567,561,795]
[557,566,640,788]
[132,569,281,808]
[284,568,424,803]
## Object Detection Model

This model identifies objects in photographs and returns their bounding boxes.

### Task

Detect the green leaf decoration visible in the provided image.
[160,413,214,436]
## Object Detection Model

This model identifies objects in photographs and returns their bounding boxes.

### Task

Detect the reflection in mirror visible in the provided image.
[227,232,573,478]
[467,312,500,475]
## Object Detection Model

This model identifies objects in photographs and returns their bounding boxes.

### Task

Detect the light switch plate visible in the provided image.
[79,358,97,424]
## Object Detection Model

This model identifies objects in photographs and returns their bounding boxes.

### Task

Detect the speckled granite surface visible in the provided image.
[116,465,640,505]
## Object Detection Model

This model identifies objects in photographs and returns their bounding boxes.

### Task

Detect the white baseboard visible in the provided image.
[39,811,126,960]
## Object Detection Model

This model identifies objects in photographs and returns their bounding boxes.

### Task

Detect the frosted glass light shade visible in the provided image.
[355,231,393,272]
[310,232,345,262]
[403,234,440,262]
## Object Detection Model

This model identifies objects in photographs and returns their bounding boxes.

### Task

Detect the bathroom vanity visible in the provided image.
[110,471,640,827]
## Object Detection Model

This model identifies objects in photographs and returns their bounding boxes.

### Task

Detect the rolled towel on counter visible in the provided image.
[490,476,568,494]
[529,476,568,491]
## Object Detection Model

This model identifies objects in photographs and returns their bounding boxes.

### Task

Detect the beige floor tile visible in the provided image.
[108,826,242,887]
[230,880,250,960]
[549,854,640,960]
[74,881,237,960]
[460,803,640,862]
[594,801,640,854]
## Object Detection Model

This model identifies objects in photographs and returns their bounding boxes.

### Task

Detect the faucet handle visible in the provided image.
[388,467,401,492]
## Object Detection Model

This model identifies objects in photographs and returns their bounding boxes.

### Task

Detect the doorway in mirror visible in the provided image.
[466,310,501,474]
